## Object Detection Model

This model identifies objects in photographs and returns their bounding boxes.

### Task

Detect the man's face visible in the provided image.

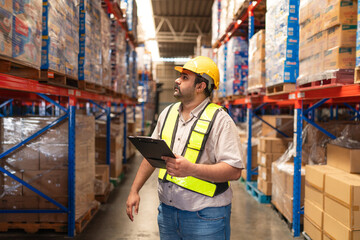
[173,70,197,101]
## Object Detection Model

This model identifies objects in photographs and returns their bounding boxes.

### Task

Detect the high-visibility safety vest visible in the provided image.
[158,102,229,197]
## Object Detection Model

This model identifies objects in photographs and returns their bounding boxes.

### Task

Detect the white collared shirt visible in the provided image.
[151,98,244,211]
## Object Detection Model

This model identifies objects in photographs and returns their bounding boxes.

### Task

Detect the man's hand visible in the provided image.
[126,191,140,221]
[162,154,195,177]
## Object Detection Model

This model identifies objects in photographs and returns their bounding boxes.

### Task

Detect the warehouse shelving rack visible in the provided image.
[0,73,135,237]
[214,0,360,237]
[0,1,137,237]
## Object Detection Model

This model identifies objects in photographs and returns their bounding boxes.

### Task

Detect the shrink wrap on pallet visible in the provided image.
[265,0,299,87]
[0,116,99,223]
[248,30,266,91]
[226,36,248,96]
[64,0,79,79]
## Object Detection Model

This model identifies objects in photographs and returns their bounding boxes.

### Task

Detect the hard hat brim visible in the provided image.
[174,66,183,72]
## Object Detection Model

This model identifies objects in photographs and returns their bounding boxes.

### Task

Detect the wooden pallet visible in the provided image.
[0,202,99,234]
[266,83,296,96]
[95,183,112,204]
[39,70,79,89]
[226,95,246,101]
[353,67,360,84]
[299,70,354,90]
[0,222,67,233]
[246,181,271,204]
[0,56,41,79]
[247,87,265,97]
[75,201,100,233]
[78,81,105,94]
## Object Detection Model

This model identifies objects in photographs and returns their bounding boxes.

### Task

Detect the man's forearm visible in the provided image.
[191,162,242,182]
[130,158,156,193]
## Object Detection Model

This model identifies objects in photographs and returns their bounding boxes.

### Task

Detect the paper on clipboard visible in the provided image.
[127,136,175,168]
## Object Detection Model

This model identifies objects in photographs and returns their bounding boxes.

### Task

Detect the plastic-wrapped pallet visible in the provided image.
[298,0,357,86]
[248,30,266,91]
[101,9,111,89]
[81,0,102,86]
[211,0,220,46]
[41,0,66,74]
[64,0,79,79]
[226,36,248,96]
[110,21,126,94]
[216,44,226,98]
[0,0,42,68]
[265,0,299,88]
[0,115,99,223]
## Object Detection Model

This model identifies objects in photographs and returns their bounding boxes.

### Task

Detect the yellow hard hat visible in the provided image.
[174,56,220,90]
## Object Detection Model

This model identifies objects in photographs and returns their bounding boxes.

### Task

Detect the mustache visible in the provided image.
[174,85,180,90]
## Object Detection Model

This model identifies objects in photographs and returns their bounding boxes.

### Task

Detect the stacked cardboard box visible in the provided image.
[248,30,266,91]
[0,0,42,68]
[258,136,292,196]
[265,0,299,87]
[0,115,98,223]
[304,165,343,240]
[240,137,258,181]
[272,161,305,223]
[126,122,136,159]
[304,143,360,240]
[298,0,357,85]
[95,164,110,195]
[95,120,124,178]
[110,20,127,94]
[225,36,248,96]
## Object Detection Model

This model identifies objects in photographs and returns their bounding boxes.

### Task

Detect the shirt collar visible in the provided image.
[178,98,210,119]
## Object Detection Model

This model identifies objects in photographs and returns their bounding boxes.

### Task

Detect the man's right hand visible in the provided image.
[126,191,140,221]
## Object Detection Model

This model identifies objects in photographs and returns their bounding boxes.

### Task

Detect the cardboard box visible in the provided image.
[39,197,68,222]
[327,144,360,173]
[323,0,357,29]
[258,137,292,153]
[0,7,12,57]
[325,172,360,207]
[39,144,68,170]
[2,144,40,171]
[305,183,324,209]
[324,195,360,229]
[0,196,39,222]
[95,164,110,195]
[257,152,283,167]
[324,212,360,240]
[22,170,68,197]
[305,199,324,228]
[304,216,323,240]
[1,172,23,196]
[323,233,332,240]
[261,115,293,138]
[305,165,343,191]
[327,25,357,49]
[241,169,257,181]
[258,177,272,195]
[323,47,356,70]
[259,166,272,182]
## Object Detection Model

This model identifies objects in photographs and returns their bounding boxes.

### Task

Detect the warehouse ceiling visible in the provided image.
[151,0,213,58]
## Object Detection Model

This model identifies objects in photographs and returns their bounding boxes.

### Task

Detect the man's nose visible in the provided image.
[175,78,181,84]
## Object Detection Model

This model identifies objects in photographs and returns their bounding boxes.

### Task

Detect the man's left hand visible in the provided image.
[162,155,195,177]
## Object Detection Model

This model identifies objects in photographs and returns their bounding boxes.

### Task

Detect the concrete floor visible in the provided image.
[0,152,304,240]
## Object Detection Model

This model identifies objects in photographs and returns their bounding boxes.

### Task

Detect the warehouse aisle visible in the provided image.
[0,152,301,240]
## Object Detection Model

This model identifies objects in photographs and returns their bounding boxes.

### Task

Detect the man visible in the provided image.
[126,56,244,240]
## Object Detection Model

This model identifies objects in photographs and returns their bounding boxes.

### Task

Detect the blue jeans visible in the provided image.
[157,203,231,240]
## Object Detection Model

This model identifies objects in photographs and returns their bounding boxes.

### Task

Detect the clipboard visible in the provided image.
[128,136,175,168]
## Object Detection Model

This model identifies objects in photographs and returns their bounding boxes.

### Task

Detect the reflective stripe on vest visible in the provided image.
[158,102,229,197]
